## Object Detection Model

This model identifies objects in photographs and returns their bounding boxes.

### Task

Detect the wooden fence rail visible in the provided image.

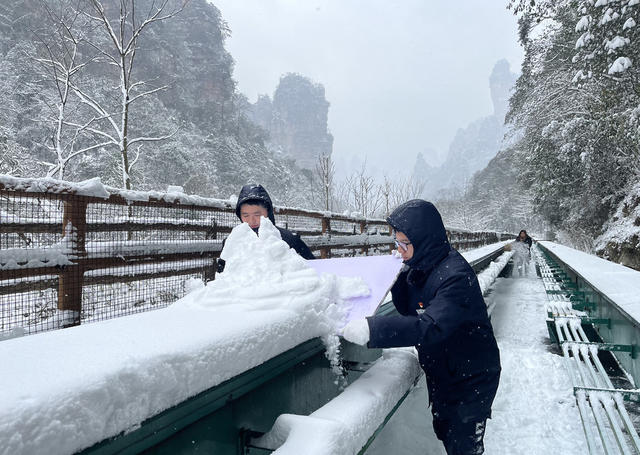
[0,175,511,338]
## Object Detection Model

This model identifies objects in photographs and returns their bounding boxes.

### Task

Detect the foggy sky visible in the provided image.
[212,0,524,178]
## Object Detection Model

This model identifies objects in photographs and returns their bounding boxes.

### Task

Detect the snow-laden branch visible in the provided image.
[128,84,168,104]
[87,0,125,55]
[62,121,118,144]
[128,127,179,146]
[67,80,122,140]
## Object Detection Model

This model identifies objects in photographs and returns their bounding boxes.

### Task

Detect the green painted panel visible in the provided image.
[80,338,326,455]
[539,243,640,384]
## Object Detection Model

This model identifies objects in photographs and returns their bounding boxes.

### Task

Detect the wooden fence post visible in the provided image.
[321,217,331,259]
[204,221,218,283]
[360,221,368,255]
[58,198,87,327]
[389,225,394,254]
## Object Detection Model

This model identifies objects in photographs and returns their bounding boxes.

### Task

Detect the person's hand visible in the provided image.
[341,319,370,345]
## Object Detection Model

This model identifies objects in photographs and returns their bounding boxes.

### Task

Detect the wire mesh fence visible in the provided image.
[0,176,511,339]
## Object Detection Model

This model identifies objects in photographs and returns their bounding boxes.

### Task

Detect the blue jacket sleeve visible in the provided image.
[367,271,477,349]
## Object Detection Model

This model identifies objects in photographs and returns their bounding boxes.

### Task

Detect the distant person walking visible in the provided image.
[515,230,533,249]
[342,200,500,455]
[513,230,533,276]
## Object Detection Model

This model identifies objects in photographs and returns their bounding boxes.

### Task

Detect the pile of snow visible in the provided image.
[0,244,73,270]
[0,224,76,270]
[460,240,512,264]
[253,348,421,455]
[476,250,514,295]
[0,174,234,208]
[0,218,367,455]
[0,174,110,199]
[608,56,632,74]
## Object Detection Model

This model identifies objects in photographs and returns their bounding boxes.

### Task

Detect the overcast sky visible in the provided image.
[212,0,524,178]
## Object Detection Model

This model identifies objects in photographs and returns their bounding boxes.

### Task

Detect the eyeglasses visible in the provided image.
[394,238,412,252]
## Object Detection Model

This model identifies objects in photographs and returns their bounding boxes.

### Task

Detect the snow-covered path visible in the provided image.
[368,262,589,454]
[484,270,587,454]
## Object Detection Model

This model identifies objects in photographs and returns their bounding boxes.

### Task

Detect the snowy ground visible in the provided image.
[367,258,588,454]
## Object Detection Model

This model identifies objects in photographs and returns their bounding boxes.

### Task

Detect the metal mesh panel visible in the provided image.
[0,275,59,336]
[1,180,507,340]
[0,193,64,250]
[330,219,361,235]
[81,270,203,323]
[0,188,234,338]
[1,191,67,336]
[276,213,322,235]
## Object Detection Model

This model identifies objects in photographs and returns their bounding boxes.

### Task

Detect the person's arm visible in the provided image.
[367,271,472,349]
[294,235,316,260]
[278,228,316,259]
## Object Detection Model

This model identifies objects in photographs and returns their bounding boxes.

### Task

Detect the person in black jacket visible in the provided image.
[233,184,315,260]
[342,200,500,455]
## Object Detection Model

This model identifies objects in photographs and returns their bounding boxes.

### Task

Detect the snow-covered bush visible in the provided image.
[595,179,640,270]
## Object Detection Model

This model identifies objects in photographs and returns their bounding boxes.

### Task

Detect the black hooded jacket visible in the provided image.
[234,184,315,260]
[366,200,500,422]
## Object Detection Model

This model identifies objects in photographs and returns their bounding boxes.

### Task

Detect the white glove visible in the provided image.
[342,318,370,345]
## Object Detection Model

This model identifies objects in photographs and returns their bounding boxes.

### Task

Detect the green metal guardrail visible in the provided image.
[536,244,640,454]
[538,243,640,383]
[80,338,328,455]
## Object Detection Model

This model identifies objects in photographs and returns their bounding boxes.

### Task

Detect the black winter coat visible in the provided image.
[367,200,500,422]
[235,184,315,260]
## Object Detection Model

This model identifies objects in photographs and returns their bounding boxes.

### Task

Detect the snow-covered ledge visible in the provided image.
[252,348,422,455]
[0,220,367,455]
[539,241,640,323]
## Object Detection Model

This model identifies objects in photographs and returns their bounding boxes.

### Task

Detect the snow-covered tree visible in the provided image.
[0,133,44,176]
[341,163,382,218]
[506,0,640,252]
[314,153,335,211]
[0,0,325,211]
[67,0,187,189]
[28,1,110,179]
[573,0,639,84]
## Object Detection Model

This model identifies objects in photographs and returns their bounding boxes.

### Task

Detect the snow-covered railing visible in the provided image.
[0,174,511,339]
[538,242,640,384]
[536,244,640,454]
